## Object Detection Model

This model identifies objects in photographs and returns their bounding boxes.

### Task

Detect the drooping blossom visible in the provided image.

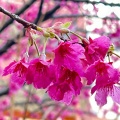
[53,41,87,76]
[26,58,54,89]
[3,58,28,86]
[48,67,82,104]
[85,60,120,106]
[85,36,111,64]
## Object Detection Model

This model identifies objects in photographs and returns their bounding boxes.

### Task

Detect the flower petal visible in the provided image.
[95,88,108,106]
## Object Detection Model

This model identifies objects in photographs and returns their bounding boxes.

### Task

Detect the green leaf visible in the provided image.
[61,21,72,28]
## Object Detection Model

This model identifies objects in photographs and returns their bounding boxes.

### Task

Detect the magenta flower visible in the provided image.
[53,41,86,76]
[85,36,111,64]
[48,67,82,104]
[3,58,28,86]
[26,58,53,89]
[85,60,120,106]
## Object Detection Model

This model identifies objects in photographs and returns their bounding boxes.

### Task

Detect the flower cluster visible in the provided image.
[3,33,120,106]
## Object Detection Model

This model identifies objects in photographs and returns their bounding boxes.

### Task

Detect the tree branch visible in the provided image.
[63,0,120,7]
[34,0,44,24]
[0,87,9,96]
[0,0,37,32]
[0,6,38,30]
[52,14,120,21]
[0,40,16,55]
[43,4,60,21]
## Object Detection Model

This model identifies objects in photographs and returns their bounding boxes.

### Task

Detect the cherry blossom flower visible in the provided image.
[85,60,120,106]
[53,41,86,76]
[48,67,82,104]
[3,58,28,86]
[85,36,111,64]
[26,58,53,89]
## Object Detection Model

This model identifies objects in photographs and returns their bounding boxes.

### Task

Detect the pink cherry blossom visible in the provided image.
[48,67,82,104]
[26,58,53,89]
[85,36,111,64]
[85,60,120,106]
[53,41,86,76]
[3,58,28,86]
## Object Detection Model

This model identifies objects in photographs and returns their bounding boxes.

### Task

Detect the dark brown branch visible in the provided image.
[0,40,16,55]
[43,4,60,21]
[0,6,38,30]
[0,0,37,32]
[52,14,120,21]
[59,0,120,7]
[34,0,44,24]
[0,87,9,96]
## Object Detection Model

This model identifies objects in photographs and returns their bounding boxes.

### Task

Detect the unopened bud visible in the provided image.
[60,28,70,33]
[43,31,50,37]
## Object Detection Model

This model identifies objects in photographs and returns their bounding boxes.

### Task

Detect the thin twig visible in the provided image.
[112,52,120,58]
[34,0,44,24]
[52,14,120,21]
[61,0,120,7]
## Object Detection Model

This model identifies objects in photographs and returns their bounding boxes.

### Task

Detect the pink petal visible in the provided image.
[95,88,108,106]
[26,65,35,84]
[94,36,111,57]
[48,84,64,101]
[11,73,25,87]
[3,61,16,76]
[111,85,120,104]
[62,91,74,105]
[85,63,96,85]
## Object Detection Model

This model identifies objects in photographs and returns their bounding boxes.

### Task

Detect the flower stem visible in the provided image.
[41,38,48,60]
[42,38,47,54]
[66,33,71,40]
[34,40,40,57]
[107,53,110,62]
[70,31,83,41]
[53,33,61,42]
[112,52,120,58]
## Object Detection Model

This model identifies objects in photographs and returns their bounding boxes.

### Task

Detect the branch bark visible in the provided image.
[61,0,120,7]
[0,6,38,30]
[52,14,120,21]
[0,0,37,32]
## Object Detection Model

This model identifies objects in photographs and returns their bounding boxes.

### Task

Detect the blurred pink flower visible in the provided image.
[0,97,10,111]
[3,58,28,86]
[9,81,21,94]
